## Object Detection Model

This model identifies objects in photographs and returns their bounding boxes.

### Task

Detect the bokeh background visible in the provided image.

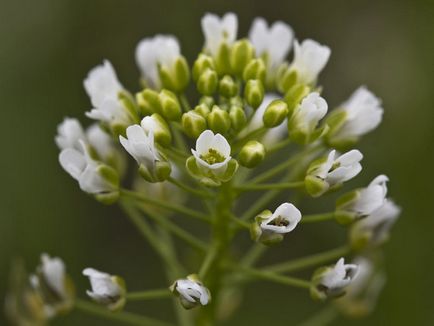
[1,0,433,325]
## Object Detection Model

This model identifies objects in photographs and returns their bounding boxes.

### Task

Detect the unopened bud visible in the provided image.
[263,100,288,128]
[159,90,182,121]
[207,105,231,134]
[141,113,172,147]
[219,75,238,98]
[193,54,215,82]
[243,58,266,85]
[238,140,266,168]
[159,56,190,92]
[182,111,207,138]
[244,79,264,109]
[229,105,247,131]
[194,103,211,117]
[197,68,218,95]
[230,39,254,77]
[136,89,161,116]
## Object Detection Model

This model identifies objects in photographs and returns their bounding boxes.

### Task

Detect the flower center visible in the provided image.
[329,161,341,172]
[267,215,289,227]
[200,148,225,165]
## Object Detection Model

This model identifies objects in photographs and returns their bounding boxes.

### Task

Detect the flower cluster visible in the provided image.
[6,12,401,325]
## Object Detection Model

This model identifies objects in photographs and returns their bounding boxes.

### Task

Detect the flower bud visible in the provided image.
[310,258,359,301]
[244,79,264,109]
[197,68,218,95]
[136,89,161,116]
[243,58,266,84]
[215,42,232,76]
[193,54,215,82]
[277,66,298,94]
[207,106,231,134]
[182,111,207,138]
[83,268,126,311]
[284,84,311,116]
[263,99,289,128]
[159,55,190,92]
[158,90,182,121]
[229,105,247,131]
[170,274,211,310]
[199,95,215,108]
[230,39,254,76]
[238,140,266,168]
[219,75,238,98]
[141,114,172,147]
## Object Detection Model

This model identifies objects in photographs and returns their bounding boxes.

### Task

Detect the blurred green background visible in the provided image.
[1,0,433,325]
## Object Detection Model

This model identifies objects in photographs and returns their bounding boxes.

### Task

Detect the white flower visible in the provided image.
[249,18,294,78]
[260,203,302,234]
[201,12,238,57]
[135,35,181,89]
[351,200,401,247]
[119,125,159,168]
[33,254,67,300]
[55,118,86,151]
[59,141,116,194]
[85,97,131,126]
[334,86,383,140]
[290,92,328,134]
[316,258,359,298]
[171,275,210,309]
[290,39,331,84]
[191,130,231,175]
[314,149,363,186]
[86,124,113,160]
[345,175,389,218]
[83,268,125,309]
[83,60,124,108]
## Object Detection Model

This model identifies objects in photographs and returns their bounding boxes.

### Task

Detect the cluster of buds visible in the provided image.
[6,11,401,325]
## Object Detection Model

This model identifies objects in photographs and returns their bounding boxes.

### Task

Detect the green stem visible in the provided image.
[266,137,292,154]
[141,206,208,253]
[235,266,311,289]
[239,189,280,221]
[240,243,267,267]
[229,213,251,229]
[263,245,351,274]
[121,189,211,223]
[301,212,335,224]
[168,177,213,199]
[234,181,304,192]
[233,127,267,150]
[126,289,172,301]
[74,299,174,326]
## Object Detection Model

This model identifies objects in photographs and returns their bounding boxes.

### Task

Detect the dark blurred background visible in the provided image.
[1,0,433,325]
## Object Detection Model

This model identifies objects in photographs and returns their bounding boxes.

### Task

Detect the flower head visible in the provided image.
[191,130,231,175]
[83,268,126,311]
[201,12,238,57]
[170,274,210,309]
[55,118,86,151]
[119,125,159,167]
[251,203,301,245]
[249,18,294,83]
[311,257,359,300]
[136,35,181,89]
[59,141,119,195]
[290,39,331,85]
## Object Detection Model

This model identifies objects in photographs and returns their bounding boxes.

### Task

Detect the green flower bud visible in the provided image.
[243,58,266,85]
[159,55,190,92]
[95,164,120,205]
[215,43,232,76]
[277,66,298,94]
[244,79,264,109]
[182,111,207,138]
[159,90,182,121]
[304,175,329,198]
[136,89,162,116]
[139,160,172,183]
[194,103,211,117]
[207,105,231,134]
[219,75,239,98]
[238,140,266,168]
[284,84,311,116]
[193,54,215,82]
[199,95,215,108]
[229,105,247,131]
[141,113,172,147]
[263,99,289,128]
[197,68,218,95]
[230,39,254,76]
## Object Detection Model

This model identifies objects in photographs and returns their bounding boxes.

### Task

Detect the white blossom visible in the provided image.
[55,118,86,151]
[119,125,159,168]
[86,124,114,160]
[172,275,210,309]
[34,254,67,299]
[313,149,363,186]
[260,203,302,234]
[136,35,181,89]
[290,39,331,84]
[345,175,389,218]
[201,12,238,57]
[59,141,116,194]
[290,92,328,134]
[334,86,383,140]
[249,18,294,78]
[318,258,359,297]
[191,130,231,175]
[83,268,124,308]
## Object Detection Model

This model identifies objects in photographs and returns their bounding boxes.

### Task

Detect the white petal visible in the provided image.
[210,133,231,157]
[196,130,215,155]
[40,254,66,298]
[59,148,86,180]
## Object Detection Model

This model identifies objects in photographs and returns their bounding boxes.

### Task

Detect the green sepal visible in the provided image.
[324,110,359,150]
[335,210,358,225]
[304,175,328,198]
[172,56,190,92]
[215,42,232,76]
[199,96,215,108]
[182,111,207,138]
[263,99,288,128]
[238,140,265,168]
[244,79,264,109]
[193,54,215,82]
[97,164,120,190]
[138,160,171,183]
[136,89,161,116]
[118,91,140,123]
[219,75,239,98]
[147,113,172,147]
[249,210,284,245]
[243,58,266,85]
[230,39,254,77]
[284,84,311,117]
[310,266,331,301]
[197,68,218,96]
[229,105,247,131]
[218,159,239,182]
[207,105,231,134]
[158,90,182,121]
[278,68,298,94]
